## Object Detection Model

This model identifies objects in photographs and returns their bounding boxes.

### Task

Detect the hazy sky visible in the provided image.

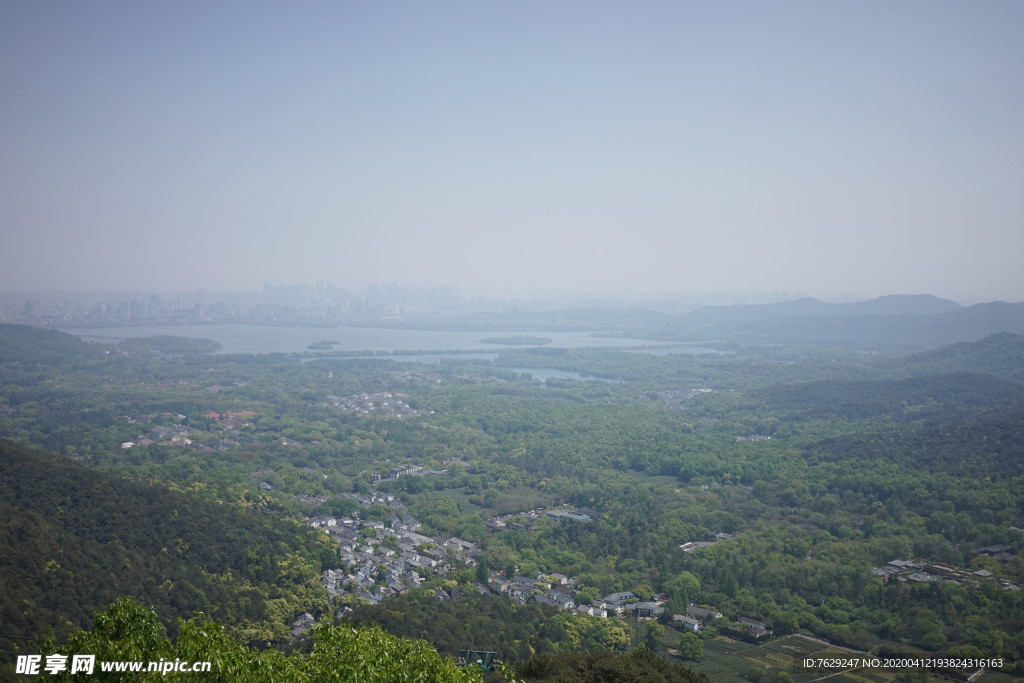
[2,1,1022,302]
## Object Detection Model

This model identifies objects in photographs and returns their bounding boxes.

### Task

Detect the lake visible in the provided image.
[63,325,732,383]
[64,323,700,355]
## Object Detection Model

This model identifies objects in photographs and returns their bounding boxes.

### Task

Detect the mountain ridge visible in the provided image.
[681,294,963,325]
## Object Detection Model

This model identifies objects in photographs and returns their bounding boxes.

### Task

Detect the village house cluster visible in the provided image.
[303,496,602,622]
[872,553,1020,591]
[297,491,771,644]
[486,505,598,532]
[644,388,713,410]
[120,410,257,453]
[303,491,480,609]
[326,392,434,419]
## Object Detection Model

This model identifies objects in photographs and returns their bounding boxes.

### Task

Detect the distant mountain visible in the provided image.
[672,300,1024,351]
[748,372,1024,421]
[895,332,1024,384]
[838,294,964,316]
[681,297,835,324]
[917,301,1024,341]
[681,294,961,326]
[443,296,1024,351]
[447,306,678,332]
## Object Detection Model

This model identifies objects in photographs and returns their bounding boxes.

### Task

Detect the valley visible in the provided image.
[1,297,1022,680]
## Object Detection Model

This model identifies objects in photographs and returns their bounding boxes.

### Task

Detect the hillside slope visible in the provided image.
[0,439,331,658]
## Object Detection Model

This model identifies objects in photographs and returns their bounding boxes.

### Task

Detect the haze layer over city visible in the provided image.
[2,1,1022,305]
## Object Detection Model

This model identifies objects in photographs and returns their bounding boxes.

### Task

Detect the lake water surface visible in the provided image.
[65,323,678,355]
[64,324,728,371]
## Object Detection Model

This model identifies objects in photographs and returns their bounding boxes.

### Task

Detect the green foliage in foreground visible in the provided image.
[37,598,488,682]
[515,646,709,682]
[348,591,631,661]
[26,598,710,683]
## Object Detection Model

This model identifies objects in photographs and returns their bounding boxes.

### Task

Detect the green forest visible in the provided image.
[1,320,1022,681]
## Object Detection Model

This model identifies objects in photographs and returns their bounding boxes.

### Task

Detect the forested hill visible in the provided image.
[747,372,1024,421]
[0,438,331,658]
[805,409,1024,478]
[0,323,105,366]
[894,332,1024,385]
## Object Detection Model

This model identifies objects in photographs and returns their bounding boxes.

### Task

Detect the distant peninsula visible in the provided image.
[480,335,553,346]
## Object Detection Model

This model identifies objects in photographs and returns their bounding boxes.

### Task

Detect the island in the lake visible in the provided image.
[479,335,553,345]
[307,340,340,350]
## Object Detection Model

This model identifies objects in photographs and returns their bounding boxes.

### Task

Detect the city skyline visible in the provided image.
[2,277,1013,328]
